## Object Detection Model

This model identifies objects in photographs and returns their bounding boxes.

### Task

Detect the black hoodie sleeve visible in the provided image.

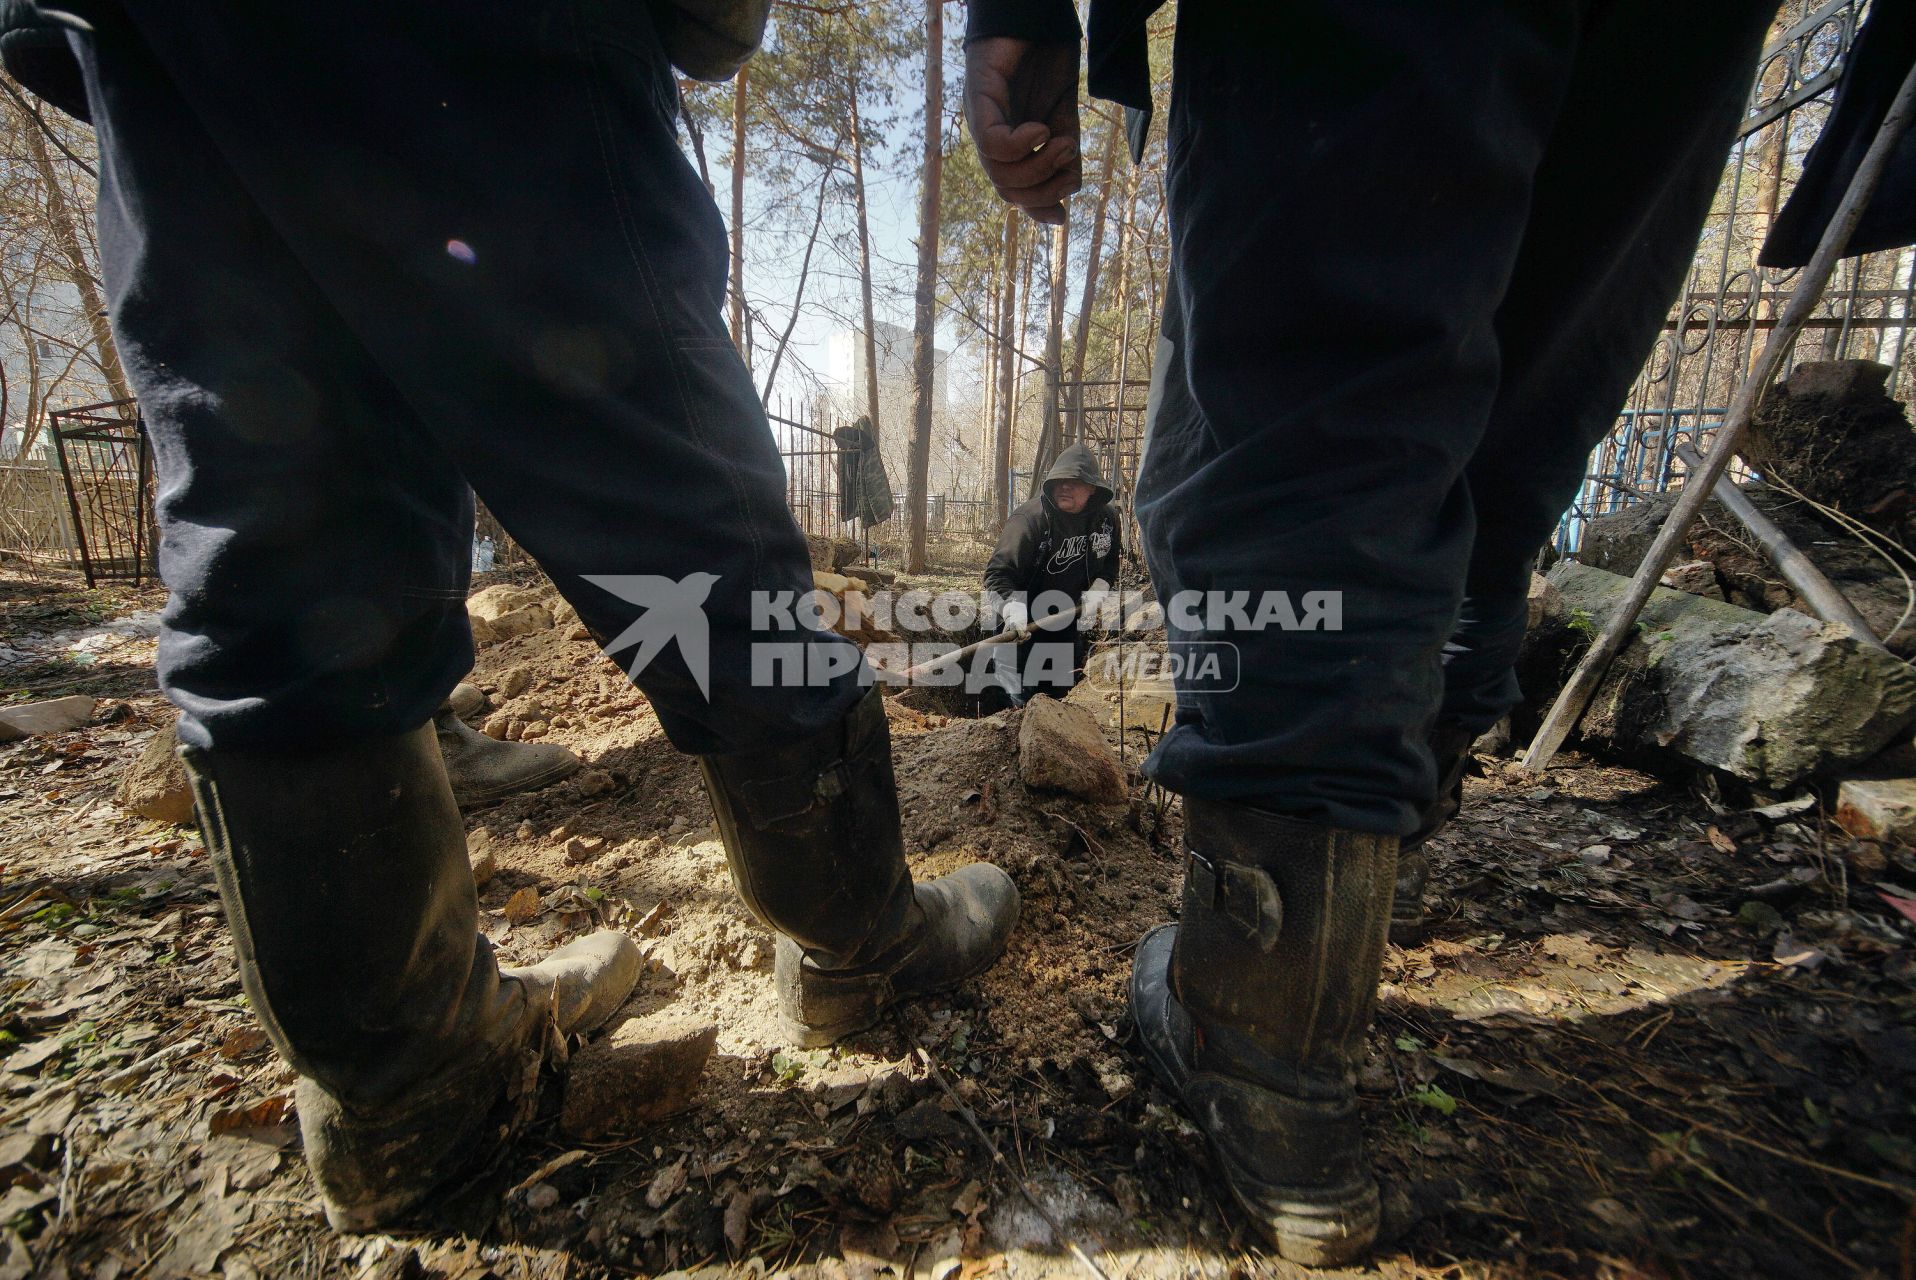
[1,21,90,124]
[1093,507,1121,587]
[966,0,1082,45]
[984,500,1045,601]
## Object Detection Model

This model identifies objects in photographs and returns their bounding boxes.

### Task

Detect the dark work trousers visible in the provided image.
[67,1,864,755]
[1008,629,1089,703]
[1134,0,1777,836]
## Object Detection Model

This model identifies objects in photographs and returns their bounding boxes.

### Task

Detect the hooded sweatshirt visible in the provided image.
[984,443,1121,608]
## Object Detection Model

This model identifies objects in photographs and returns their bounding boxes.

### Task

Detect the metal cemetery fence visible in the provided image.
[768,400,857,542]
[49,398,157,587]
[0,462,77,575]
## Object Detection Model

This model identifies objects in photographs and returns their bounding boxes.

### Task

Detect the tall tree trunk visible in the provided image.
[1013,228,1036,498]
[992,209,1019,524]
[1110,174,1140,427]
[1110,174,1158,509]
[1042,220,1068,453]
[1751,121,1786,322]
[904,0,943,574]
[848,82,884,442]
[1067,118,1121,430]
[1141,173,1167,336]
[24,123,130,404]
[980,249,998,500]
[21,324,42,460]
[729,67,750,359]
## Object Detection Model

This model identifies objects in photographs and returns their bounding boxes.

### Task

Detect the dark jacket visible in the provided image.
[0,0,766,120]
[0,2,91,122]
[967,0,1916,260]
[1760,3,1916,268]
[833,417,893,528]
[983,443,1120,607]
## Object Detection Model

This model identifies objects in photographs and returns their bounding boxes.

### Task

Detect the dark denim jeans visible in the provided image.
[70,1,863,754]
[1135,0,1775,835]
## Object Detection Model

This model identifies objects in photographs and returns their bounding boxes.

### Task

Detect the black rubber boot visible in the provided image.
[433,701,581,808]
[1390,719,1475,945]
[1130,798,1396,1267]
[700,685,1020,1047]
[180,725,640,1232]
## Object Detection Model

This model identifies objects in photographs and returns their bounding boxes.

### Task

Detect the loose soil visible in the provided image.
[2,566,1913,1280]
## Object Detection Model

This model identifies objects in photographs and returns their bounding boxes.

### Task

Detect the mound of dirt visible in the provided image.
[1746,359,1916,540]
[459,600,1179,1076]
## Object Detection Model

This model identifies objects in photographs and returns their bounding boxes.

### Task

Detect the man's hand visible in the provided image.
[999,598,1031,635]
[964,37,1081,225]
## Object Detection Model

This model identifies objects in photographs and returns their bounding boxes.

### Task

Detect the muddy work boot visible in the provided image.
[700,685,1020,1047]
[1390,719,1475,945]
[180,725,640,1232]
[434,701,581,808]
[1130,798,1396,1267]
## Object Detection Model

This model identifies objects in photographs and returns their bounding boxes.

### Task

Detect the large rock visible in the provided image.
[0,695,95,742]
[447,681,488,718]
[1834,778,1916,846]
[468,826,497,887]
[1660,560,1723,600]
[1526,572,1560,629]
[560,1012,717,1141]
[1064,647,1176,739]
[1574,497,1747,590]
[1779,358,1892,403]
[805,534,862,573]
[1018,695,1127,805]
[1573,496,1674,579]
[115,719,195,825]
[1528,562,1916,789]
[467,584,553,646]
[1576,482,1915,654]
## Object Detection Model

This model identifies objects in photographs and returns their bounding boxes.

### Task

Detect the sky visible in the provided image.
[709,18,996,416]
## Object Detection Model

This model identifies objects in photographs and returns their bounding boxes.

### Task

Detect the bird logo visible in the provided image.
[581,572,720,699]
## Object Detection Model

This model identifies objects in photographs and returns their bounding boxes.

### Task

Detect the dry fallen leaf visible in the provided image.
[504,886,542,925]
[1772,932,1828,971]
[1878,890,1916,926]
[207,1134,283,1190]
[208,1094,293,1137]
[951,1179,986,1216]
[723,1184,764,1256]
[634,900,671,937]
[1586,1196,1642,1230]
[216,1026,269,1061]
[645,1156,687,1210]
[3,1038,64,1076]
[509,1148,589,1199]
